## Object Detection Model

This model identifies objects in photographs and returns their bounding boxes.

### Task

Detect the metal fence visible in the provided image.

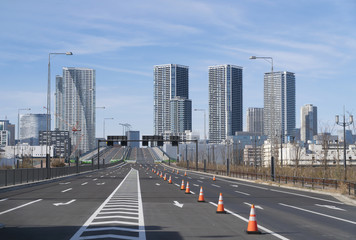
[193,167,356,196]
[0,161,123,188]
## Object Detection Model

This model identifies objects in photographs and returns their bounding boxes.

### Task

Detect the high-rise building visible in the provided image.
[0,120,15,146]
[55,67,96,154]
[301,104,317,143]
[39,130,71,158]
[154,64,192,136]
[209,64,243,143]
[246,108,264,134]
[170,97,192,134]
[264,71,296,142]
[19,114,48,145]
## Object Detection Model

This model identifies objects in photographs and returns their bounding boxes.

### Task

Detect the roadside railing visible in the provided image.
[188,167,356,196]
[0,160,124,188]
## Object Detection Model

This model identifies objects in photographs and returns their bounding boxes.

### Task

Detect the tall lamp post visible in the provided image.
[18,108,31,142]
[335,108,353,180]
[47,52,73,178]
[103,117,114,139]
[249,55,275,181]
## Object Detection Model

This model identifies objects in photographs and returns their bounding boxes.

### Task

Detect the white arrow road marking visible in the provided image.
[53,199,76,206]
[315,204,346,211]
[244,202,263,210]
[59,182,71,185]
[62,188,72,193]
[235,190,250,196]
[173,201,184,208]
[155,183,160,186]
[231,185,238,187]
[81,182,88,186]
[96,182,105,185]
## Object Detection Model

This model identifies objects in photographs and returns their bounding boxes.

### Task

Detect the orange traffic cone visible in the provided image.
[164,174,167,181]
[246,205,261,234]
[184,171,187,176]
[185,181,191,194]
[168,176,172,184]
[157,171,159,176]
[216,193,226,213]
[180,179,185,190]
[177,170,179,174]
[160,172,163,178]
[213,175,216,181]
[197,186,205,202]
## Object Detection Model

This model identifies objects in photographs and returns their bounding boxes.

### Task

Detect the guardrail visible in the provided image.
[0,160,123,188]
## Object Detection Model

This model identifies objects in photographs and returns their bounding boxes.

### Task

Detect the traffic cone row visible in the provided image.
[148,167,260,234]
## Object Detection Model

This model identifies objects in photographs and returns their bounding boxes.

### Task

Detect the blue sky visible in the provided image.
[1,0,356,138]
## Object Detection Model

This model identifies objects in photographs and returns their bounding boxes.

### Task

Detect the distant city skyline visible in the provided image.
[1,1,355,138]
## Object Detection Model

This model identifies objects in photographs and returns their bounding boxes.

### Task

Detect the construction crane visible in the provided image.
[119,123,131,135]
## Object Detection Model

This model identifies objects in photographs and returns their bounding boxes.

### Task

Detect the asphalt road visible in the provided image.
[0,152,355,240]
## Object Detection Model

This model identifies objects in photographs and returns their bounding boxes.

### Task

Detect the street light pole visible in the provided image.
[46,52,72,179]
[103,118,114,139]
[250,55,275,181]
[335,107,353,180]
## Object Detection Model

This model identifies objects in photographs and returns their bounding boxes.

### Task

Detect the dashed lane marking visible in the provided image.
[235,190,250,196]
[81,182,88,186]
[211,184,221,188]
[61,188,72,193]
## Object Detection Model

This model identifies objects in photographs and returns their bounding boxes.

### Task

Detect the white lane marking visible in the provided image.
[279,203,356,224]
[0,199,42,215]
[81,182,88,186]
[95,215,139,220]
[235,190,250,196]
[93,178,98,181]
[209,202,289,240]
[96,182,105,185]
[173,201,184,208]
[100,175,104,178]
[244,202,263,210]
[59,182,71,185]
[315,204,346,211]
[175,177,178,179]
[193,184,199,187]
[53,199,76,206]
[0,198,8,202]
[190,191,196,195]
[211,184,221,188]
[197,180,203,183]
[155,183,160,186]
[174,183,180,187]
[102,207,138,212]
[98,211,138,215]
[200,177,205,179]
[231,185,238,187]
[188,177,192,179]
[271,189,343,205]
[62,188,72,193]
[149,176,152,178]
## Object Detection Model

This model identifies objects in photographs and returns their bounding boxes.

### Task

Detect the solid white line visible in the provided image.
[136,169,146,240]
[62,188,72,193]
[235,190,250,196]
[0,199,42,215]
[271,189,343,205]
[209,202,289,240]
[279,203,356,225]
[0,198,8,202]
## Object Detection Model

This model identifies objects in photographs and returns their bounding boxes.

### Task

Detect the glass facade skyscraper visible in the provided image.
[301,104,317,143]
[246,107,264,134]
[264,71,295,142]
[209,64,243,143]
[154,64,192,136]
[55,67,96,154]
